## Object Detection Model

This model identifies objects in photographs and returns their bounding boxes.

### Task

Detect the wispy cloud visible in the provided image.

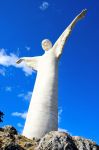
[17,123,23,134]
[58,107,63,124]
[25,46,31,51]
[58,128,68,133]
[17,123,23,128]
[11,112,27,119]
[58,128,72,135]
[0,48,33,76]
[5,86,12,92]
[18,91,32,101]
[39,1,49,11]
[0,68,6,76]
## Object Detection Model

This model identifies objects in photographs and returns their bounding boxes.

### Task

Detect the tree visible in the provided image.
[0,111,4,122]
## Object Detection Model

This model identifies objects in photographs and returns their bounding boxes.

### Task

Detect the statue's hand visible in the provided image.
[16,58,24,64]
[77,9,87,20]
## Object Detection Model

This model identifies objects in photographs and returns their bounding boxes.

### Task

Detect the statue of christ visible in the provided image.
[17,9,87,139]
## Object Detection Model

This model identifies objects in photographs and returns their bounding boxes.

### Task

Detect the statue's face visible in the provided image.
[41,39,52,51]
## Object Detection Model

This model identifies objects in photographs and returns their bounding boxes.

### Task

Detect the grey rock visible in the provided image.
[0,126,99,150]
[1,143,24,150]
[24,142,33,148]
[0,125,39,150]
[37,131,77,150]
[37,131,99,150]
[72,136,99,150]
[3,126,17,135]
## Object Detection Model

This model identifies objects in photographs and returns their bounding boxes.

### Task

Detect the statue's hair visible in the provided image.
[41,39,52,45]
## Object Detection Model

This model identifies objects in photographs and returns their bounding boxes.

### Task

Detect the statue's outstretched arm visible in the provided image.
[53,9,87,59]
[16,56,41,71]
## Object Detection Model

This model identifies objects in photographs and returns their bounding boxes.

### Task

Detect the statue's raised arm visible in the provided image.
[53,9,87,59]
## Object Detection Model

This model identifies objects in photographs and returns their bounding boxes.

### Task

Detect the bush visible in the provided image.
[0,111,4,122]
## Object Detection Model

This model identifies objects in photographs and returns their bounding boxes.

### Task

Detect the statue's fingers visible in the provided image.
[81,9,87,16]
[77,9,87,20]
[16,59,23,64]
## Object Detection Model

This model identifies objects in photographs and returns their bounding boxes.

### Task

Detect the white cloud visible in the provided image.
[58,128,72,135]
[0,68,6,76]
[11,112,27,119]
[5,86,12,92]
[18,91,32,101]
[39,1,49,11]
[0,48,33,76]
[58,107,63,124]
[58,128,68,133]
[17,123,24,134]
[17,123,23,128]
[25,46,31,51]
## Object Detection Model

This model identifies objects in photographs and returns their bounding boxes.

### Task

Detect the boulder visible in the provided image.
[0,126,99,150]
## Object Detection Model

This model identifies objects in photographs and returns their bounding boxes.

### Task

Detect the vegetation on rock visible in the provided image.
[0,125,99,150]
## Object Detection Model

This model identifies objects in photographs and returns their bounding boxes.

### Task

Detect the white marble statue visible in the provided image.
[16,9,87,139]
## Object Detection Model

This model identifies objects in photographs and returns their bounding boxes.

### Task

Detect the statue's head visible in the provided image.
[41,39,52,51]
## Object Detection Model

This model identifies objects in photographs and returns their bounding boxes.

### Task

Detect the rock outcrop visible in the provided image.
[0,126,40,150]
[0,126,99,150]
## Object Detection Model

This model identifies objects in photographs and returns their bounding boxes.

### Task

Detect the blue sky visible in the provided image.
[0,0,99,144]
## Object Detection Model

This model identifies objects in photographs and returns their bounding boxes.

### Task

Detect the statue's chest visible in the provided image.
[42,51,57,65]
[38,52,58,73]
